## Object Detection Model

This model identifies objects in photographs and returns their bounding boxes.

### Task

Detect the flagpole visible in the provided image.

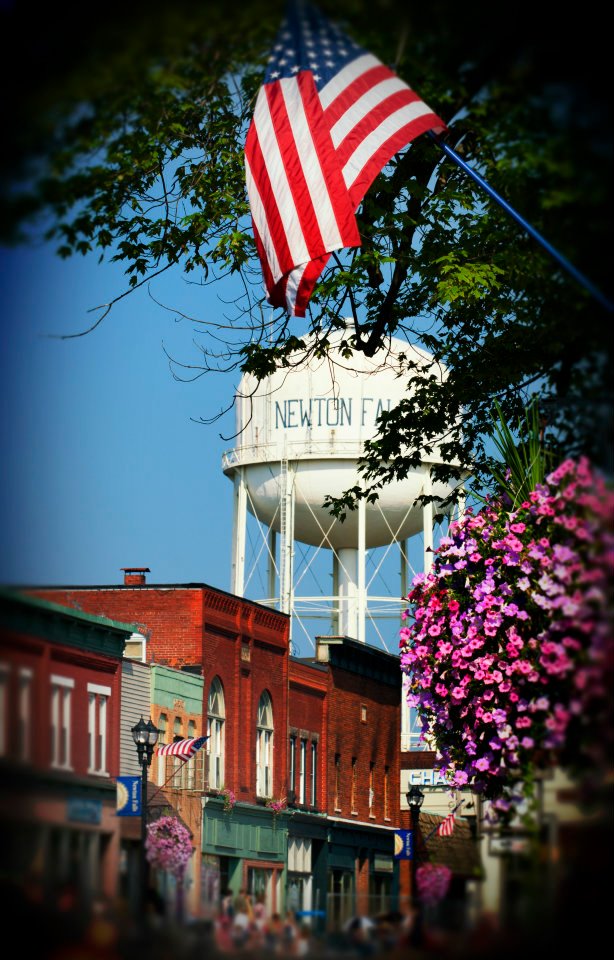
[147,757,193,807]
[148,737,208,806]
[428,131,614,313]
[424,798,465,843]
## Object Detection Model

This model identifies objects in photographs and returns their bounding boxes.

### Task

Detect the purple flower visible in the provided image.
[146,816,193,878]
[399,456,614,827]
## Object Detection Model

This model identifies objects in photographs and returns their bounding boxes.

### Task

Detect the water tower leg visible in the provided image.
[337,497,366,642]
[338,549,358,639]
[231,469,247,595]
[267,529,277,604]
[423,467,434,573]
[456,484,466,522]
[279,460,295,622]
[357,496,366,645]
[400,539,409,599]
[332,553,340,634]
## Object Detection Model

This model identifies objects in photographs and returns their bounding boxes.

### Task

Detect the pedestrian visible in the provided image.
[231,900,251,950]
[295,922,312,957]
[231,889,252,950]
[221,887,234,920]
[252,893,268,947]
[264,912,283,953]
[281,909,299,955]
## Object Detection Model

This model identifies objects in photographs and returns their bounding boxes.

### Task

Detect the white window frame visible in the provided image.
[369,761,375,816]
[124,631,147,662]
[310,741,317,807]
[0,663,8,758]
[334,753,341,811]
[18,667,33,762]
[51,675,74,770]
[87,683,111,775]
[207,677,225,791]
[289,735,296,799]
[256,691,274,799]
[384,765,390,820]
[299,738,307,805]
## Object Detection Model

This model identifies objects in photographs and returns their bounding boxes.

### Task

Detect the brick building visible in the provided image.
[0,588,134,946]
[27,570,403,928]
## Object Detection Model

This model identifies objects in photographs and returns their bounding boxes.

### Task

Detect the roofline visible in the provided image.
[0,586,137,634]
[14,583,290,620]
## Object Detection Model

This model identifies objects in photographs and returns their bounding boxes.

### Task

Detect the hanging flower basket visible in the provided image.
[221,788,236,813]
[145,815,193,878]
[400,456,614,825]
[266,797,286,817]
[416,863,452,905]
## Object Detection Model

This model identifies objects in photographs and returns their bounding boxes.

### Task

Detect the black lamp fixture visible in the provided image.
[406,784,425,812]
[406,784,425,946]
[131,715,160,764]
[131,716,159,918]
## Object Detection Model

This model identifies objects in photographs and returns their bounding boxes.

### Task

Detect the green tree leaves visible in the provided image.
[1,0,611,509]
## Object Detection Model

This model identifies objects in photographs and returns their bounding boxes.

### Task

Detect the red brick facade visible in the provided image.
[0,591,129,919]
[31,584,291,805]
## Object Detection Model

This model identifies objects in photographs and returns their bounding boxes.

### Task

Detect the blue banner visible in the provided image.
[116,775,141,817]
[394,829,414,860]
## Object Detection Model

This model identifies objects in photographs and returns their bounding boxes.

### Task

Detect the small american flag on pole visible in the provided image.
[244,0,445,317]
[156,736,209,760]
[436,810,456,837]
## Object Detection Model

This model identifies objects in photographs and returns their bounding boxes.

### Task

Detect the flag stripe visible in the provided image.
[288,252,332,317]
[249,84,311,274]
[244,1,446,316]
[293,73,361,249]
[245,159,283,287]
[327,69,409,140]
[319,53,383,112]
[248,73,360,290]
[436,811,456,837]
[345,104,441,204]
[157,736,208,759]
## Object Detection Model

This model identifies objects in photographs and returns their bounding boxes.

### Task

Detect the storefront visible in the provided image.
[287,811,327,932]
[325,818,399,930]
[200,795,287,918]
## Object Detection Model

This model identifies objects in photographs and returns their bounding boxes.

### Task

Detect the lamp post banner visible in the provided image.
[394,829,414,860]
[116,775,142,816]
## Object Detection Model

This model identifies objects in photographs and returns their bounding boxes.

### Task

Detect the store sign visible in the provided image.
[116,776,141,817]
[403,768,449,788]
[394,829,414,860]
[67,797,102,825]
[489,835,530,855]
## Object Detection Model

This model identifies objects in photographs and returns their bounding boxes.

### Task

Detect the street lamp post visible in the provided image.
[407,785,425,946]
[131,716,160,919]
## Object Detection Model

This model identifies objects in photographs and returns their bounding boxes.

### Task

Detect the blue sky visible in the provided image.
[0,242,246,592]
[0,242,439,655]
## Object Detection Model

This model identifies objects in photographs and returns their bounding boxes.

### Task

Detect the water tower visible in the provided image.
[222,325,460,650]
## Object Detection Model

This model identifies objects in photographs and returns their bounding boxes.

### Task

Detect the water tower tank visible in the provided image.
[222,325,457,645]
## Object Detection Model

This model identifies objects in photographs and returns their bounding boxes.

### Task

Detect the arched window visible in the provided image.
[156,713,168,786]
[256,691,274,799]
[207,677,225,790]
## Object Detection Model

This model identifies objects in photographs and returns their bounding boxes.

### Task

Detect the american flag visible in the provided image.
[156,736,209,759]
[436,810,456,837]
[244,0,445,317]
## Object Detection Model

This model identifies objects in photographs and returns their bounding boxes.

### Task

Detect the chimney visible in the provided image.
[121,567,150,586]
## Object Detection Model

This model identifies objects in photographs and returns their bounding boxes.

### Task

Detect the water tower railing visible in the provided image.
[222,440,453,470]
